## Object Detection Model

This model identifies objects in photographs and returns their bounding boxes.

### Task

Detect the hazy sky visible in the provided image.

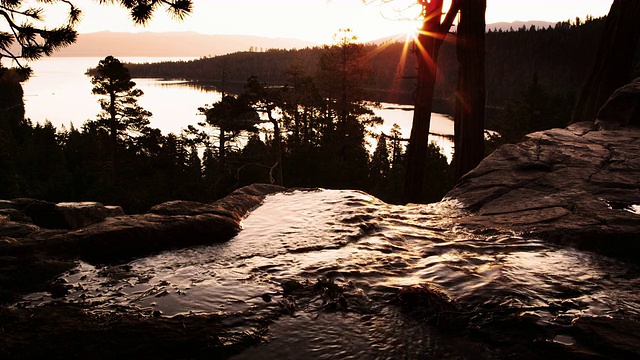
[39,0,613,44]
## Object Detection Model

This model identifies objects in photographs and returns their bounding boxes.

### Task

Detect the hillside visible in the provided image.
[125,17,620,117]
[49,31,318,58]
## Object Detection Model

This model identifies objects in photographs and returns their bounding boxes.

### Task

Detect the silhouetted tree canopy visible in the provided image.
[4,13,633,211]
[0,0,192,77]
[126,16,618,131]
[90,56,153,185]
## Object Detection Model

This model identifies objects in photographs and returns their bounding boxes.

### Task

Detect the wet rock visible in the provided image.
[446,122,640,263]
[0,200,16,210]
[22,200,63,229]
[44,212,241,263]
[0,304,263,359]
[1,198,124,231]
[0,184,284,264]
[596,76,640,129]
[0,183,285,305]
[0,220,40,239]
[105,205,125,218]
[48,279,71,298]
[392,284,459,317]
[7,199,118,230]
[54,202,109,230]
[149,200,213,215]
[569,316,640,359]
[9,198,40,208]
[0,208,32,223]
[150,183,284,222]
[281,279,304,294]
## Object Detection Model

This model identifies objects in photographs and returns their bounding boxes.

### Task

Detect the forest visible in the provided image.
[1,15,638,213]
[125,16,623,122]
[1,34,451,213]
[126,15,639,144]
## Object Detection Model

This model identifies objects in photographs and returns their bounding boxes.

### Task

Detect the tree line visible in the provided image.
[0,32,452,212]
[124,15,613,119]
[2,0,639,210]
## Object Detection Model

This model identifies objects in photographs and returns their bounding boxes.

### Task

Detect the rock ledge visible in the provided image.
[446,122,640,263]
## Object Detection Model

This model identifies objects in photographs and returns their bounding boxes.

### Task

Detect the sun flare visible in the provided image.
[400,19,421,41]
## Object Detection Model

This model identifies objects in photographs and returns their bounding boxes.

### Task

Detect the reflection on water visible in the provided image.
[18,189,640,358]
[21,57,455,157]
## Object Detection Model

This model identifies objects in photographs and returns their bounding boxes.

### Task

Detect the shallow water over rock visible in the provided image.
[18,189,640,358]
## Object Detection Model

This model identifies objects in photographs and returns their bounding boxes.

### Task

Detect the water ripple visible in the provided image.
[17,189,640,358]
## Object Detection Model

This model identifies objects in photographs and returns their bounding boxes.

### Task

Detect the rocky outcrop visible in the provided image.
[150,183,283,222]
[0,198,124,230]
[56,202,125,229]
[47,184,284,263]
[596,76,640,129]
[1,184,284,264]
[43,212,240,263]
[445,122,640,262]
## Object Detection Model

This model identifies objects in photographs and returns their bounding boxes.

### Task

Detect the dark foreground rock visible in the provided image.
[446,122,640,263]
[1,199,124,230]
[0,184,283,360]
[0,184,284,301]
[0,305,266,360]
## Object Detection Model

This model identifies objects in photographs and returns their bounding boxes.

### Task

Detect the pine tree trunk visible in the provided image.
[404,0,444,203]
[109,92,118,185]
[454,0,486,182]
[571,0,640,124]
[218,127,226,179]
[268,110,284,186]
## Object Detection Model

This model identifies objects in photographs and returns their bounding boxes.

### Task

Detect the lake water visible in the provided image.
[20,57,455,159]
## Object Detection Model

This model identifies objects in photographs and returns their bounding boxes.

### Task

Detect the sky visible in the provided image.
[35,0,614,45]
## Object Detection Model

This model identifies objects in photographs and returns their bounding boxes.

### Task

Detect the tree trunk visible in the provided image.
[454,0,486,182]
[267,109,284,186]
[404,0,460,203]
[109,91,118,185]
[571,0,640,124]
[218,127,226,176]
[404,0,444,203]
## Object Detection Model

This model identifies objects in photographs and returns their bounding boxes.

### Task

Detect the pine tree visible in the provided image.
[315,29,381,189]
[369,134,391,194]
[0,1,192,77]
[90,55,152,184]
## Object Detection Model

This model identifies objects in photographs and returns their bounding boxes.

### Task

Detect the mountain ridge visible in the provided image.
[50,31,319,58]
[43,20,558,58]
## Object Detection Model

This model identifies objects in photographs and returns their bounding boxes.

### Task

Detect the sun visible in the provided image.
[400,19,421,41]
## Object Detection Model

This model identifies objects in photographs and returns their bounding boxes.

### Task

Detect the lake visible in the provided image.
[21,57,455,159]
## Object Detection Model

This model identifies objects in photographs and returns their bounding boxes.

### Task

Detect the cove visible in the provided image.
[21,57,456,159]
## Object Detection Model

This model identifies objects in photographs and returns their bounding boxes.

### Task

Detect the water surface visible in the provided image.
[19,189,640,358]
[21,57,455,158]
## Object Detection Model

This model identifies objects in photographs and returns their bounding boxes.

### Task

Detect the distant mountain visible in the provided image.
[49,31,318,57]
[370,20,556,44]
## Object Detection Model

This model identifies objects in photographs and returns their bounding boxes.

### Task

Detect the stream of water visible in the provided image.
[18,189,640,358]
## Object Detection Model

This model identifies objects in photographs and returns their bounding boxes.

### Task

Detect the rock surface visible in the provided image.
[0,198,124,230]
[1,184,284,264]
[596,76,640,129]
[446,122,640,262]
[0,183,284,302]
[54,202,113,229]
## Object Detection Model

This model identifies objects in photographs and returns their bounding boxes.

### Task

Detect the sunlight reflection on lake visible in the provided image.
[21,57,454,158]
